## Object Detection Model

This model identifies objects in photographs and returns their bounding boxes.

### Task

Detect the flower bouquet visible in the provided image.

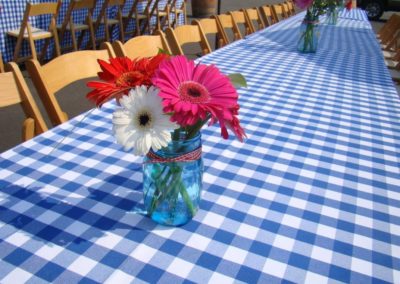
[87,54,246,226]
[294,0,328,53]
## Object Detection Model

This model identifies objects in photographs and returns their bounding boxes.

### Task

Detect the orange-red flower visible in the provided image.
[345,0,352,10]
[86,54,168,107]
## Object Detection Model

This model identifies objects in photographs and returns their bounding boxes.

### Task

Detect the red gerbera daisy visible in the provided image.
[345,0,352,10]
[86,54,168,107]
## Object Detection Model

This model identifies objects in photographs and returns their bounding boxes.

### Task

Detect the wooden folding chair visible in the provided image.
[381,26,400,51]
[165,25,211,56]
[258,5,275,27]
[57,0,97,52]
[229,10,253,36]
[7,1,61,63]
[0,62,48,141]
[377,14,398,39]
[154,0,172,32]
[379,15,400,49]
[26,43,115,126]
[243,8,265,33]
[112,31,171,59]
[169,0,187,28]
[94,0,125,44]
[271,4,286,22]
[215,14,242,43]
[281,2,291,17]
[192,17,228,50]
[123,0,156,36]
[286,1,296,15]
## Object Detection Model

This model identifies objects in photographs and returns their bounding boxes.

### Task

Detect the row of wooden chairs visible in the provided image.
[164,2,298,56]
[377,13,400,83]
[0,2,297,144]
[6,0,187,64]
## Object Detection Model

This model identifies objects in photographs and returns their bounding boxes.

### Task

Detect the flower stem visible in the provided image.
[179,182,196,217]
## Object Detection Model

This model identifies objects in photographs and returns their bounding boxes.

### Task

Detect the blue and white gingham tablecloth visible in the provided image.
[0,8,399,284]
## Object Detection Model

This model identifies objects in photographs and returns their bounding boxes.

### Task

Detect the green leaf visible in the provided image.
[228,73,247,88]
[158,48,171,55]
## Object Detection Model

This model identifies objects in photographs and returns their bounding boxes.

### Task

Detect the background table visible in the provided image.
[0,0,184,63]
[0,8,399,283]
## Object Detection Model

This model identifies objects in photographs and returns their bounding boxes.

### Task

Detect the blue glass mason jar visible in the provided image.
[142,133,203,226]
[326,6,338,25]
[297,19,320,53]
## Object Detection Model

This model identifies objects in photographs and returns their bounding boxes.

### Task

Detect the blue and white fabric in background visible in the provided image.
[0,0,184,63]
[0,8,399,284]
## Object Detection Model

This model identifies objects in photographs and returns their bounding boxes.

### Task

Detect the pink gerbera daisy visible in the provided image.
[293,0,313,9]
[152,56,239,127]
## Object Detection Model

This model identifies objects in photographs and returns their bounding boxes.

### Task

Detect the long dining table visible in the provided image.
[1,8,399,283]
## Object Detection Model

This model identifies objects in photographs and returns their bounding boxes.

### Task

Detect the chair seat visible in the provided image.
[7,27,52,40]
[171,8,184,13]
[385,58,399,69]
[57,23,90,31]
[122,13,147,20]
[389,68,400,83]
[383,50,397,59]
[100,18,120,25]
[157,11,168,16]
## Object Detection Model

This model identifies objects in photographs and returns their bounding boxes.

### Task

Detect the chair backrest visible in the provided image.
[26,43,115,126]
[229,10,252,36]
[258,5,275,26]
[380,14,400,44]
[281,2,291,17]
[243,8,265,33]
[112,31,171,59]
[286,1,296,15]
[215,14,242,42]
[20,1,60,30]
[28,1,60,17]
[271,4,285,22]
[378,14,396,37]
[0,62,48,140]
[192,18,228,49]
[165,25,211,56]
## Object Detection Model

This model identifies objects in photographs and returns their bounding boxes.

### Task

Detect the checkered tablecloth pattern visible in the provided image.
[1,8,399,284]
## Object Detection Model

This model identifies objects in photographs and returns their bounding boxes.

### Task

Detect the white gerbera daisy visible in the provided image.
[112,86,178,156]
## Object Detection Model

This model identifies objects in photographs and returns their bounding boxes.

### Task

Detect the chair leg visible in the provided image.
[39,38,50,62]
[135,18,140,36]
[13,35,24,62]
[51,19,61,58]
[71,27,78,51]
[117,12,125,43]
[89,17,97,50]
[25,23,38,61]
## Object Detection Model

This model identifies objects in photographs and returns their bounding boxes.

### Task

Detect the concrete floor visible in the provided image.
[0,3,398,153]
